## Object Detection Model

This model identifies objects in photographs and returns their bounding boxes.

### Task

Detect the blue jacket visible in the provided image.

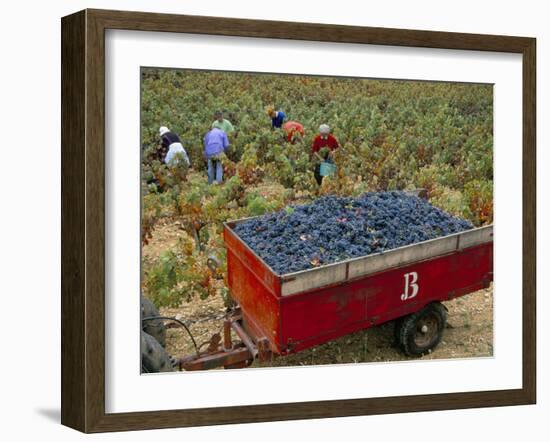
[271,111,285,128]
[203,128,229,158]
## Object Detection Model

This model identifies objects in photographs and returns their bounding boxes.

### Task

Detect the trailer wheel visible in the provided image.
[393,317,405,347]
[141,331,175,373]
[399,303,447,356]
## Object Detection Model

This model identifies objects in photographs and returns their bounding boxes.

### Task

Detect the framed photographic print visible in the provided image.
[61,9,536,433]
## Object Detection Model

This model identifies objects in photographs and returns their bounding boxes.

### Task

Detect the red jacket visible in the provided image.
[312,134,340,153]
[282,121,304,142]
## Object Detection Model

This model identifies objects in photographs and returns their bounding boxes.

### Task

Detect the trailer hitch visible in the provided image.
[177,308,272,371]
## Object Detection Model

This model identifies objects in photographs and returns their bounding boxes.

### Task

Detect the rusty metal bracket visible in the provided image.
[179,346,252,371]
[257,338,271,363]
[231,319,258,359]
[177,307,273,371]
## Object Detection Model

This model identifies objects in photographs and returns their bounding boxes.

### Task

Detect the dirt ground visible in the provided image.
[144,222,493,370]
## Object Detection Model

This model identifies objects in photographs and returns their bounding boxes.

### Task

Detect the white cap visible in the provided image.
[319,124,330,134]
[159,126,170,136]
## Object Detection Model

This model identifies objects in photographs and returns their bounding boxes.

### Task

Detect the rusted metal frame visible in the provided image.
[223,318,232,351]
[178,308,274,371]
[231,319,259,359]
[179,347,252,371]
[256,338,272,363]
[230,319,272,362]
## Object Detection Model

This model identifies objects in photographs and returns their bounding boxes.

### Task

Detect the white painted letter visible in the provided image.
[401,271,419,301]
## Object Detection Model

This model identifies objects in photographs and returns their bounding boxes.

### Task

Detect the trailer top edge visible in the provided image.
[224,220,493,278]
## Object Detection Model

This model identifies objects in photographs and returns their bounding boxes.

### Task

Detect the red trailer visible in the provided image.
[178,218,493,371]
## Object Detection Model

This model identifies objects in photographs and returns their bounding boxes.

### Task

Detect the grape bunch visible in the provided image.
[232,191,473,275]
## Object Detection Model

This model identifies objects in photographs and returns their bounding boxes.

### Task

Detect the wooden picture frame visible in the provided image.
[61,9,536,433]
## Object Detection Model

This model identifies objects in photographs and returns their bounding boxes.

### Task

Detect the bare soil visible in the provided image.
[144,222,493,369]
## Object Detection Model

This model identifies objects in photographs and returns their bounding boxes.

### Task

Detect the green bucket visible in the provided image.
[320,161,337,177]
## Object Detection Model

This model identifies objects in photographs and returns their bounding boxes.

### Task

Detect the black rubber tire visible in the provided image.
[399,303,447,356]
[393,316,405,347]
[141,331,174,373]
[141,296,166,348]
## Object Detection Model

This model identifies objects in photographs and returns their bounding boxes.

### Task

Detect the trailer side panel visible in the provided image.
[225,227,282,352]
[279,242,492,353]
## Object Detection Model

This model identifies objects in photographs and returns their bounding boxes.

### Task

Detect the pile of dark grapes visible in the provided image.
[232,191,473,275]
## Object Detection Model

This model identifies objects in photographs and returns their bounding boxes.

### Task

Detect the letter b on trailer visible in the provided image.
[401,271,419,301]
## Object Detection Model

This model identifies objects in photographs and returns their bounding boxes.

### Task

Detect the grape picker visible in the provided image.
[266,105,304,142]
[311,124,340,185]
[159,126,190,166]
[203,127,230,184]
[266,105,285,128]
[211,110,235,135]
[282,120,305,142]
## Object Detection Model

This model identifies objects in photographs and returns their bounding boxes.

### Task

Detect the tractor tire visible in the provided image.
[141,296,166,347]
[399,302,447,356]
[141,331,174,373]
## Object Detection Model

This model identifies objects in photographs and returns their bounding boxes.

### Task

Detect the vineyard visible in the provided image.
[140,68,493,366]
